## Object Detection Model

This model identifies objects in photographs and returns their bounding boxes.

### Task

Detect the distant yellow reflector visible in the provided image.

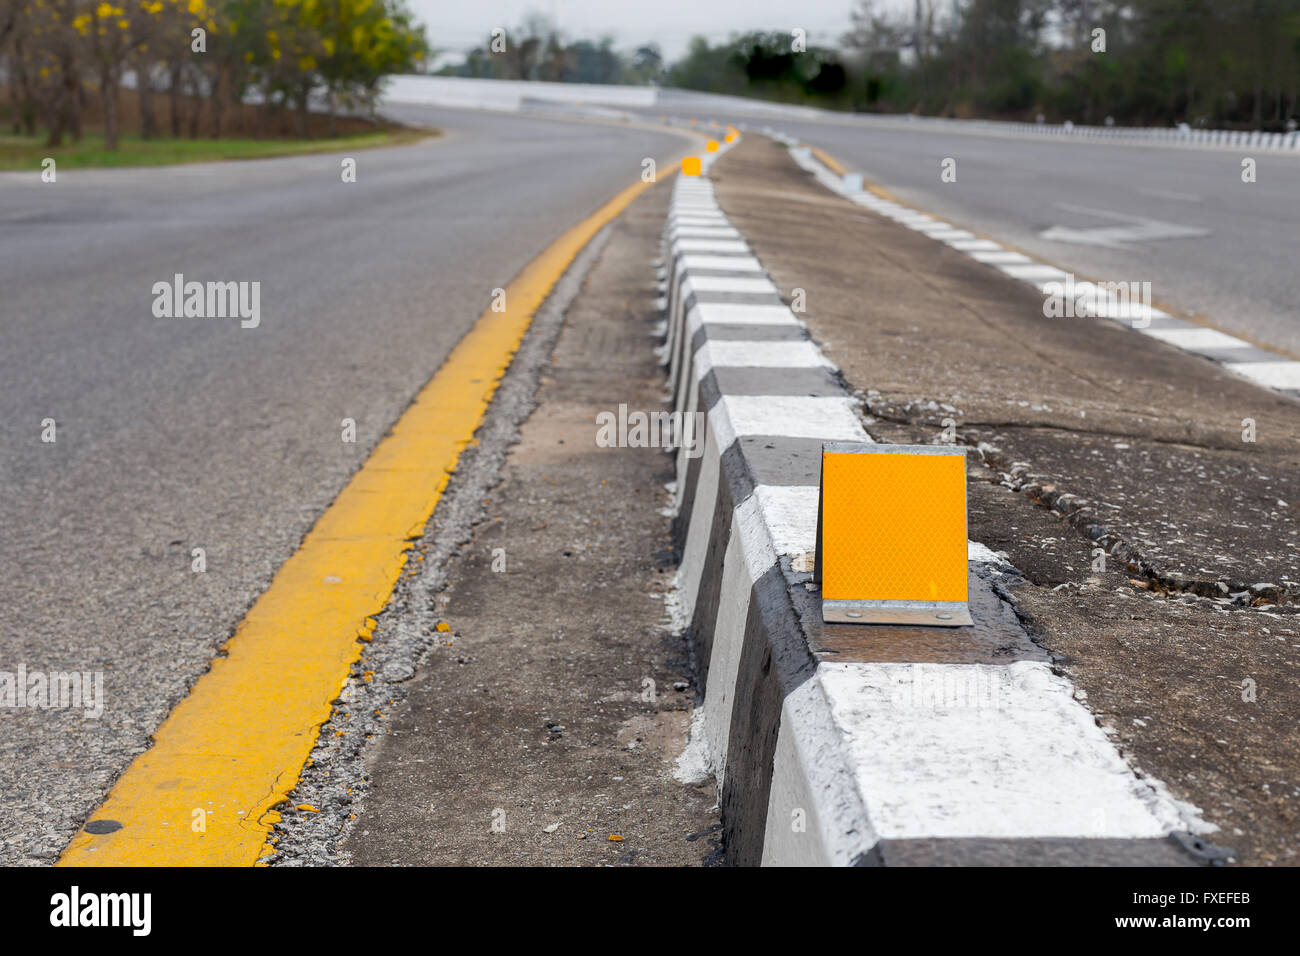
[682,156,702,176]
[816,443,971,626]
[706,140,719,153]
[724,133,736,143]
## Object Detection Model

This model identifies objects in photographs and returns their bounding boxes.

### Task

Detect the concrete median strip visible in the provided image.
[782,142,1300,399]
[659,166,1231,866]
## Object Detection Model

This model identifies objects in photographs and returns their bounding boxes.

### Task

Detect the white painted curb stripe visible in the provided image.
[1140,327,1253,350]
[674,239,751,254]
[818,661,1192,839]
[688,301,801,327]
[999,264,1071,282]
[762,673,878,866]
[670,227,743,240]
[695,340,830,376]
[682,275,778,296]
[677,254,764,273]
[1225,361,1300,390]
[970,250,1032,264]
[709,395,867,451]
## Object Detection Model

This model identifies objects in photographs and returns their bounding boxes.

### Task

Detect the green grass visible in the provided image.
[0,127,434,171]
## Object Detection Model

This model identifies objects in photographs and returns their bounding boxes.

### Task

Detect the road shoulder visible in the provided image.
[273,176,723,866]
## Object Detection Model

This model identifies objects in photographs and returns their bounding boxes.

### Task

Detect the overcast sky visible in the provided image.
[408,0,916,65]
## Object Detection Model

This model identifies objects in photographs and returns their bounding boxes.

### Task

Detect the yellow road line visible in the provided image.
[809,146,847,177]
[59,167,673,868]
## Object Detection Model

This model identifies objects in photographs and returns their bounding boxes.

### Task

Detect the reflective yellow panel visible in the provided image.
[821,448,967,603]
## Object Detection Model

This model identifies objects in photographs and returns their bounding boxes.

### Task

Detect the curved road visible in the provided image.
[0,106,690,864]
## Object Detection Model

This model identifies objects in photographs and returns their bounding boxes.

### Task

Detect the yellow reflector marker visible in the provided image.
[706,140,719,152]
[724,133,736,143]
[816,443,972,627]
[682,156,702,176]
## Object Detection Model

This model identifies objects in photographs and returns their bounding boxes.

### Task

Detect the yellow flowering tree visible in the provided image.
[80,1,132,148]
[0,0,427,146]
[10,0,86,146]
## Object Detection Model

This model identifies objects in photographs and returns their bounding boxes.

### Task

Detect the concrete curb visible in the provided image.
[775,139,1300,400]
[657,151,1232,867]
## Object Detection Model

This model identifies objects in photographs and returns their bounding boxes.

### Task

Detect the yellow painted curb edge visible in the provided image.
[809,146,847,177]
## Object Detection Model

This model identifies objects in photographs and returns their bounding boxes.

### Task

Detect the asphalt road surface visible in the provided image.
[664,109,1300,358]
[0,106,689,865]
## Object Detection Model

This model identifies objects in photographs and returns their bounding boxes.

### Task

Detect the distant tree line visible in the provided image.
[1,0,428,148]
[667,32,849,105]
[432,2,1300,129]
[672,0,1299,129]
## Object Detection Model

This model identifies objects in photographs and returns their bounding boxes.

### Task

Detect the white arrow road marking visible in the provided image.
[1040,203,1211,248]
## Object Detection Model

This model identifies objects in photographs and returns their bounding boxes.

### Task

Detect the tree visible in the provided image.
[0,0,427,145]
[626,43,662,84]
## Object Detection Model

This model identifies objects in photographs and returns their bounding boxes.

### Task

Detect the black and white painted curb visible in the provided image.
[657,151,1230,866]
[776,137,1300,400]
